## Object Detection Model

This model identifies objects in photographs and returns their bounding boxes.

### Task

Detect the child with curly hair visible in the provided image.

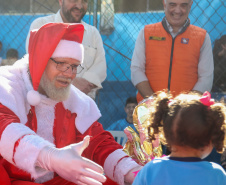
[133,91,226,185]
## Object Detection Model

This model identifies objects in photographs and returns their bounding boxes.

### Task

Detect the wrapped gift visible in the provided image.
[123,97,166,165]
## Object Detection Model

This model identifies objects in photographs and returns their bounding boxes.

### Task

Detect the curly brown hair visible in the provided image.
[149,91,226,153]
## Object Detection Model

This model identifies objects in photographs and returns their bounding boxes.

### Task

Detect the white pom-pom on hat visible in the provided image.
[27,90,41,106]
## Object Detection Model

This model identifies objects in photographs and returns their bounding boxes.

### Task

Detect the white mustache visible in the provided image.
[56,77,72,83]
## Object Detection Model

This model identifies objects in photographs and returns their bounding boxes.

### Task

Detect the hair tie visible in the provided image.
[199,91,215,107]
[168,99,174,106]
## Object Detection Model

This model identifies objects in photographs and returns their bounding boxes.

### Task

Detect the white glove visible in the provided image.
[37,136,106,185]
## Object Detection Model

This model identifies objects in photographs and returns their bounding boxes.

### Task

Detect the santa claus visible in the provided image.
[0,23,141,185]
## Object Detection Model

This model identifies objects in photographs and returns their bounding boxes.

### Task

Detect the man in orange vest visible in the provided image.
[131,0,213,102]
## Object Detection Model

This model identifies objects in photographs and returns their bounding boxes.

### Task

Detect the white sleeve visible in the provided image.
[192,33,214,92]
[80,27,107,88]
[131,28,148,86]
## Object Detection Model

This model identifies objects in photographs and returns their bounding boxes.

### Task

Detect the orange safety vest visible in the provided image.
[137,21,206,102]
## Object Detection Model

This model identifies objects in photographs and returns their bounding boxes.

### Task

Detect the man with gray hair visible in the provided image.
[131,0,213,102]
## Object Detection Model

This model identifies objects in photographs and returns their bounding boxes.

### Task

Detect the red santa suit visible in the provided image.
[0,24,139,185]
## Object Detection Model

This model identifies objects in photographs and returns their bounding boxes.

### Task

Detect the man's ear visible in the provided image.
[162,0,166,6]
[162,0,166,10]
[59,0,63,7]
[189,0,193,11]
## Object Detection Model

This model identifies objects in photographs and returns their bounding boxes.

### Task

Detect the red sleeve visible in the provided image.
[77,121,123,167]
[0,103,20,140]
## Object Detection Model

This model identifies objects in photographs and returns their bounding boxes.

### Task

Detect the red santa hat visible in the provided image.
[27,23,84,106]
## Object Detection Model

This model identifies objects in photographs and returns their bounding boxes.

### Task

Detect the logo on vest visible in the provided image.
[149,36,166,41]
[181,38,189,44]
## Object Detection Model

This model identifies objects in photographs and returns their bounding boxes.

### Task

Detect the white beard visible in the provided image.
[39,72,71,101]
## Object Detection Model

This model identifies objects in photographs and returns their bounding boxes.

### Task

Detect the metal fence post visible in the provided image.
[146,0,149,12]
[30,0,33,13]
[93,0,98,27]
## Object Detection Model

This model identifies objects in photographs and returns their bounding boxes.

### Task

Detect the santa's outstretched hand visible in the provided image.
[37,136,106,185]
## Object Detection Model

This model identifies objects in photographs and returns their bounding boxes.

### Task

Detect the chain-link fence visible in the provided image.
[0,0,225,129]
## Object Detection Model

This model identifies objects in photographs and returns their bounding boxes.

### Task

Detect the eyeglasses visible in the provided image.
[50,58,84,74]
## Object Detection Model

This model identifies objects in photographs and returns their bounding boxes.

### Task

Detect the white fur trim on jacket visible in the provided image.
[63,85,101,134]
[14,134,55,179]
[103,149,140,185]
[103,149,128,182]
[0,57,31,125]
[0,123,36,164]
[114,157,140,185]
[0,123,55,179]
